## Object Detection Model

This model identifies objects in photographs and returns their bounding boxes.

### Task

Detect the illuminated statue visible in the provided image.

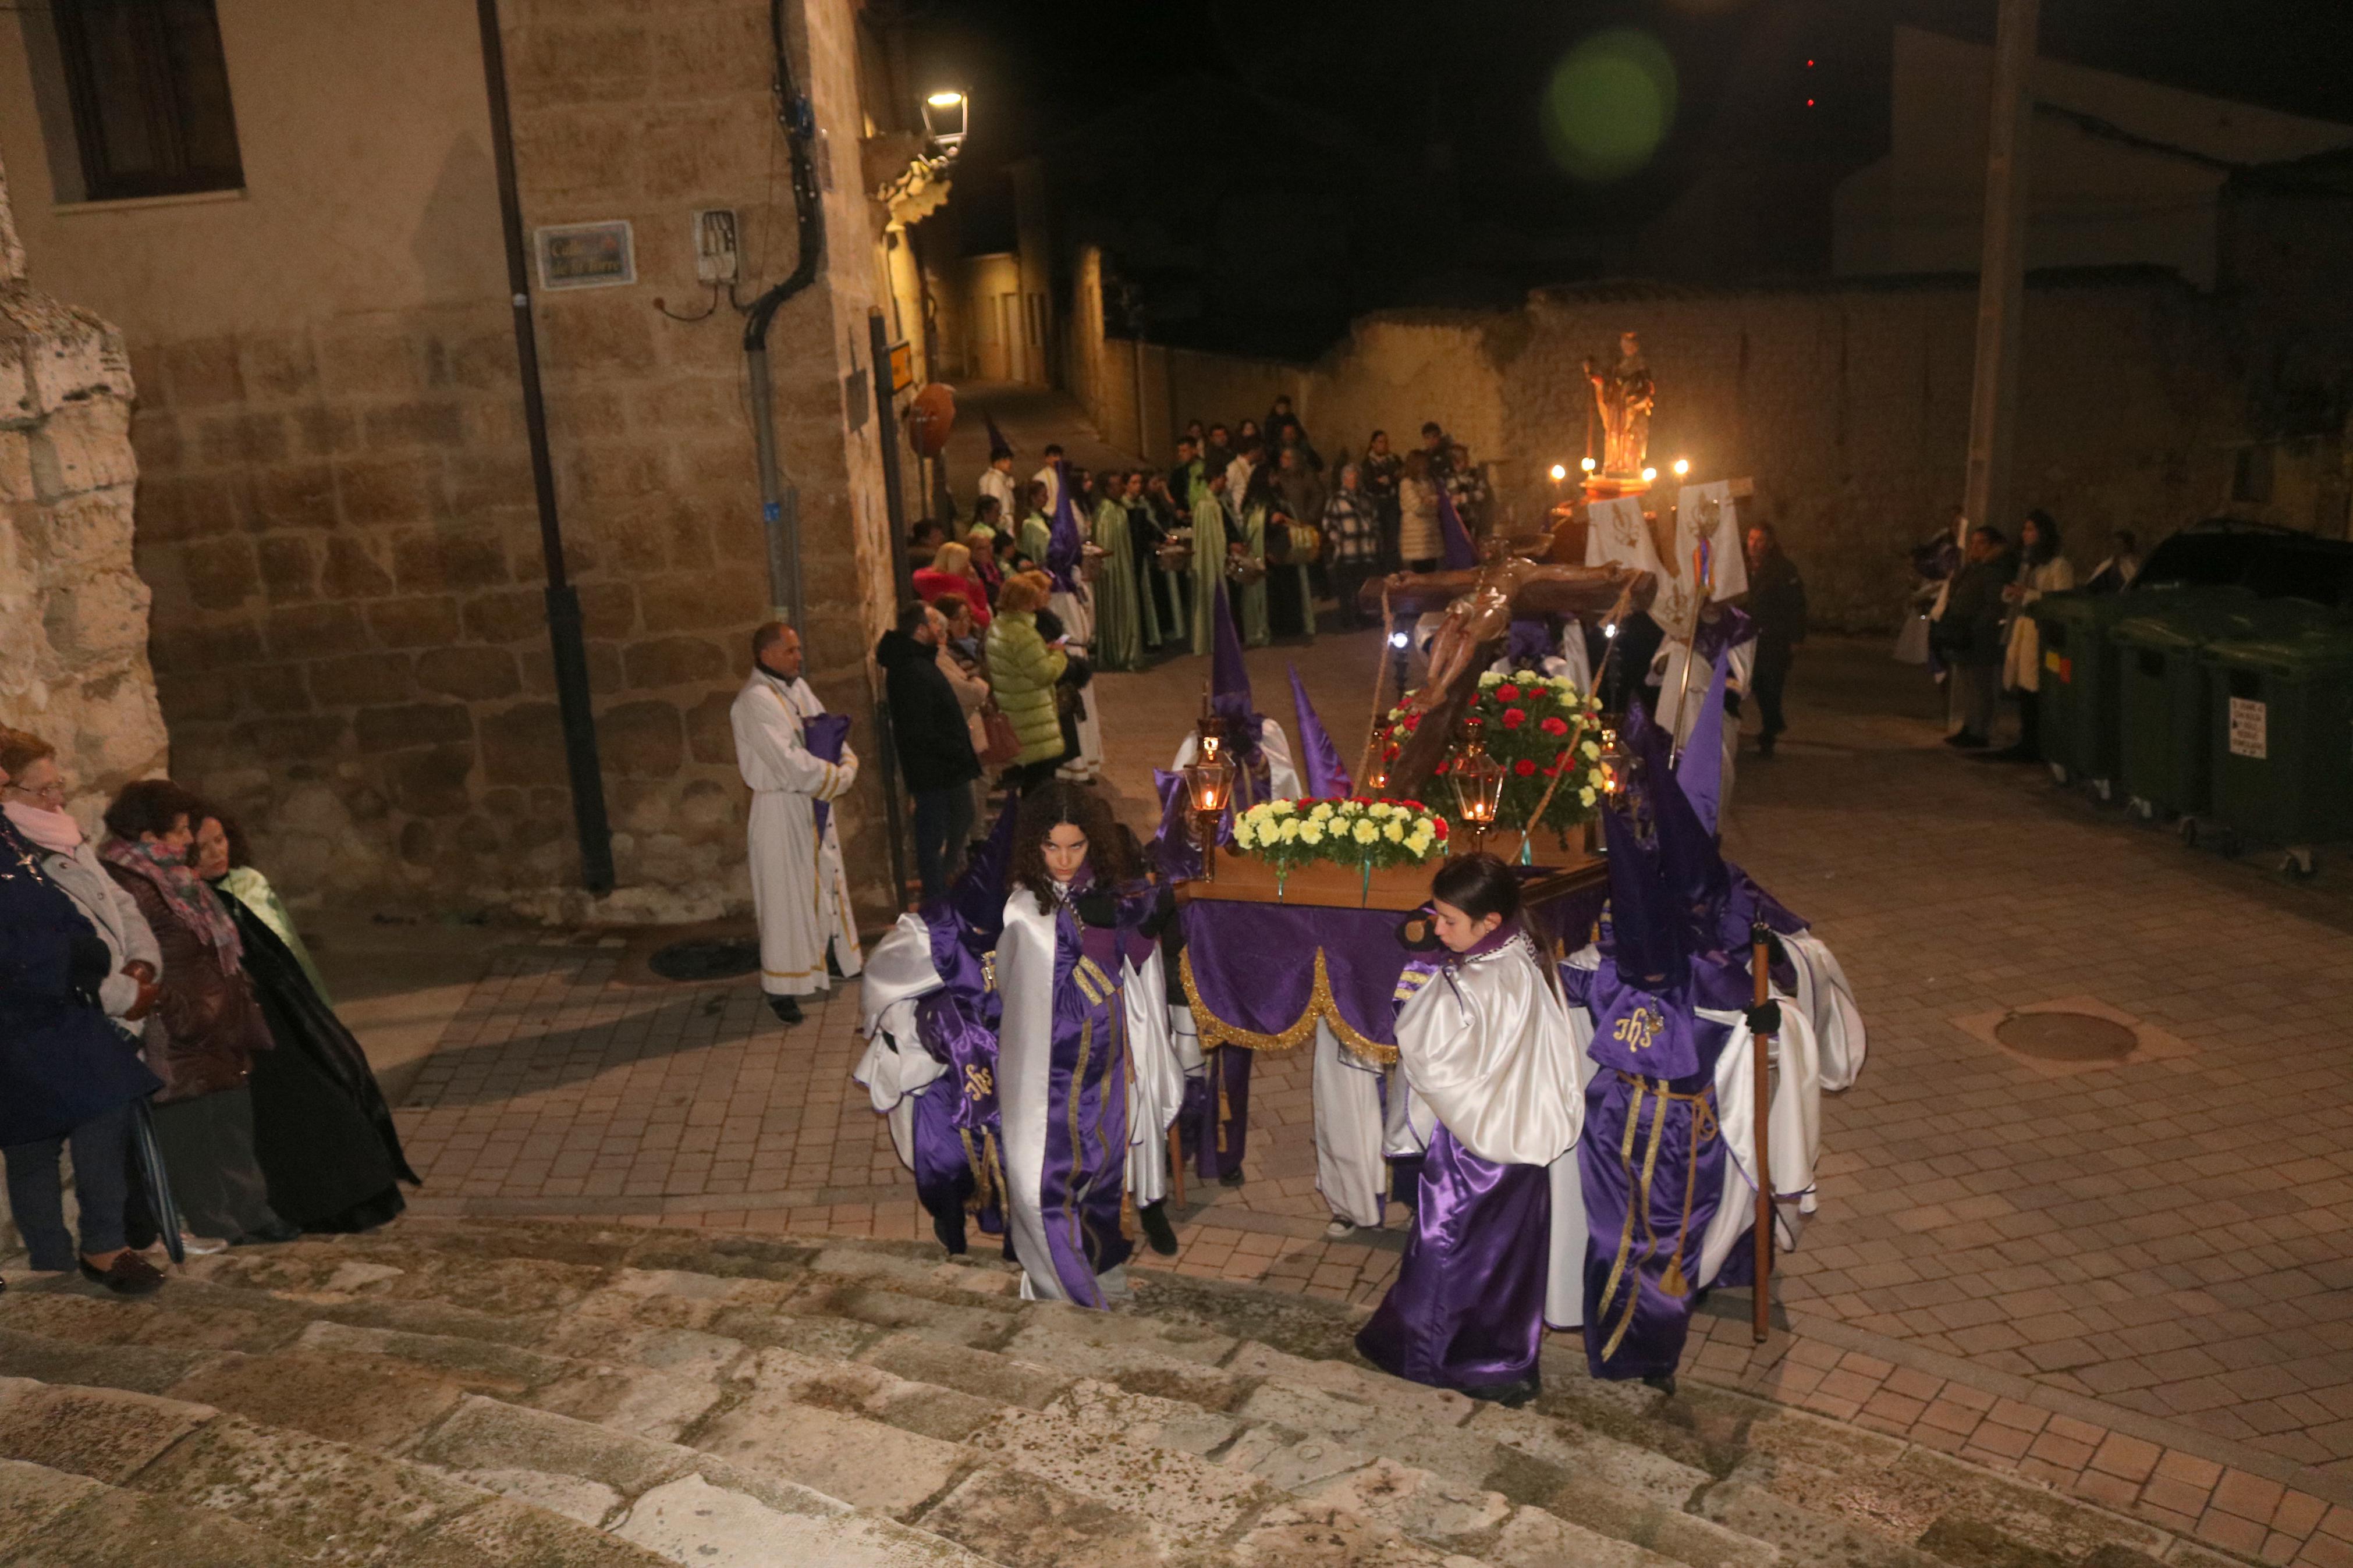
[1584,332,1654,479]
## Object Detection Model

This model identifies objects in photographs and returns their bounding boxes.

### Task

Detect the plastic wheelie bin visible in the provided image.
[2027,591,2137,798]
[2109,591,2259,824]
[2200,619,2353,876]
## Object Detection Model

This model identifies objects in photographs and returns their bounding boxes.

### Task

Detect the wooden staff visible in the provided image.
[1360,585,1397,790]
[1751,919,1774,1345]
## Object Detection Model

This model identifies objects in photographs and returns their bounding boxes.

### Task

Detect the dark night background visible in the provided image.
[882,0,2353,358]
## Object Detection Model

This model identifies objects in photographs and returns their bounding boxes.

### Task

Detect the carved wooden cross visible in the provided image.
[1358,555,1657,805]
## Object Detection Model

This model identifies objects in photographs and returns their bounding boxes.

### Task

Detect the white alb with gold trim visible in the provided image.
[732,669,864,998]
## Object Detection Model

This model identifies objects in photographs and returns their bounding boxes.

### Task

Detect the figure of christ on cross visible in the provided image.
[1359,557,1657,804]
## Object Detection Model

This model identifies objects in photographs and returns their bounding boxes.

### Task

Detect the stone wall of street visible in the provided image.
[120,0,903,923]
[1090,272,2252,631]
[0,154,169,823]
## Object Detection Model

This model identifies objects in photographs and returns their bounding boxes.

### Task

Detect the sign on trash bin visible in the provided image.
[2227,696,2267,759]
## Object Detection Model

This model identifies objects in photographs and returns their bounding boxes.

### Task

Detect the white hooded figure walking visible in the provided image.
[732,622,864,1026]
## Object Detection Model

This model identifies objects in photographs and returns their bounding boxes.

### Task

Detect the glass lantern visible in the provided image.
[1449,719,1507,855]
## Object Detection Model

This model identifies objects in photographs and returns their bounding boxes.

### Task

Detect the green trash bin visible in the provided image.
[2110,592,2261,820]
[2201,620,2353,872]
[2027,592,2136,795]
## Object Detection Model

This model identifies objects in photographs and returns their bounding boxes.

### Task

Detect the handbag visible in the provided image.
[977,702,1021,767]
[1893,613,1930,666]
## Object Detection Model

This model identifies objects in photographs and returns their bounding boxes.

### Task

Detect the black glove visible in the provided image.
[67,934,112,1001]
[1745,1000,1783,1036]
[1138,883,1180,941]
[1074,890,1119,929]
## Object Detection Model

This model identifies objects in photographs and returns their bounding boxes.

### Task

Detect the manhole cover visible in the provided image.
[1993,1011,2138,1062]
[647,938,762,983]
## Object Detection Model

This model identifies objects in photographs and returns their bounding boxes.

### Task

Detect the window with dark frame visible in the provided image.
[53,0,243,202]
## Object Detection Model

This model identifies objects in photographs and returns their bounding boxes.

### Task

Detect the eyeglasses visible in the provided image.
[2,781,65,803]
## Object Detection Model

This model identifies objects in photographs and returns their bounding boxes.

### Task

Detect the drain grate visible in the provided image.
[1993,1011,2138,1063]
[646,937,762,983]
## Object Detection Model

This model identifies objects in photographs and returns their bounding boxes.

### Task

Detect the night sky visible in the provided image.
[888,0,2352,352]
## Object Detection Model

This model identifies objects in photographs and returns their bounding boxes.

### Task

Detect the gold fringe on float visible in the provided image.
[1179,947,1399,1066]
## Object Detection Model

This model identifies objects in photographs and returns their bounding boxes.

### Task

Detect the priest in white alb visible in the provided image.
[732,623,863,1026]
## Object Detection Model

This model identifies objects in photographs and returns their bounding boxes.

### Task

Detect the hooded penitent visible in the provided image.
[1046,460,1084,593]
[1209,582,1264,773]
[985,413,1013,463]
[1287,664,1353,799]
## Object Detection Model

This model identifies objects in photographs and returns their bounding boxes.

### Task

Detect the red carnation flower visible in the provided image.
[1514,758,1537,777]
[1497,684,1520,701]
[1502,707,1527,729]
[1433,820,1449,838]
[1384,744,1400,760]
[1543,763,1562,776]
[1403,714,1421,731]
[1540,716,1568,737]
[1433,760,1450,776]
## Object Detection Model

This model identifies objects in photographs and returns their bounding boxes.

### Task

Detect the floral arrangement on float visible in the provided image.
[1372,670,1611,844]
[1225,798,1449,904]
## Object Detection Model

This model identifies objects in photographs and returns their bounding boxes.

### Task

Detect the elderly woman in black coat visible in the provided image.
[0,744,165,1293]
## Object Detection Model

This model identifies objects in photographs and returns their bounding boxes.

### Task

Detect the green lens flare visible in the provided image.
[1541,29,1679,183]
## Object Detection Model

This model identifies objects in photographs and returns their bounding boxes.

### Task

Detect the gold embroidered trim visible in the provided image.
[1180,947,1399,1066]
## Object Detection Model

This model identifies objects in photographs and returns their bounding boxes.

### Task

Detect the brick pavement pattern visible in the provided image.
[395,627,2353,1566]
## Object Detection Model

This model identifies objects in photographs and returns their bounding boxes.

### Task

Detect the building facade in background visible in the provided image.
[0,0,950,923]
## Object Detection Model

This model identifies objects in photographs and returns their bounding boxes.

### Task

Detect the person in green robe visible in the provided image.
[1017,479,1053,568]
[1145,471,1189,645]
[1237,468,1275,649]
[1091,477,1144,671]
[1117,471,1164,657]
[1189,467,1233,656]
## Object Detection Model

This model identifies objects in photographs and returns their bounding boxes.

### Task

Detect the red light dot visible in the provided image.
[1805,98,1816,107]
[1807,58,1815,67]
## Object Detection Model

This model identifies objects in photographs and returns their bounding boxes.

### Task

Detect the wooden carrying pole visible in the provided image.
[1750,922,1774,1344]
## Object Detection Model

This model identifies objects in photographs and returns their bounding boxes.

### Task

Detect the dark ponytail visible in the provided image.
[1430,853,1520,925]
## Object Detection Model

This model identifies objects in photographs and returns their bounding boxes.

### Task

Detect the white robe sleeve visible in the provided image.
[1258,719,1303,799]
[733,680,857,800]
[1696,1004,1823,1289]
[851,915,950,1169]
[1787,933,1866,1092]
[1546,944,1605,1330]
[1122,944,1183,1206]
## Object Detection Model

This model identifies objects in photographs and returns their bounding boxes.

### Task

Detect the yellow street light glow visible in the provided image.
[1580,456,1598,473]
[1641,466,1658,482]
[927,91,967,108]
[1549,463,1568,482]
[1671,457,1690,477]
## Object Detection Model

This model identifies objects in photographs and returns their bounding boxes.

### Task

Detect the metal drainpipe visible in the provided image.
[474,0,613,895]
[745,0,826,630]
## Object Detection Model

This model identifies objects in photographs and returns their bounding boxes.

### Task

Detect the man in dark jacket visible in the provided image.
[1936,527,2013,749]
[878,602,982,902]
[1741,524,1808,757]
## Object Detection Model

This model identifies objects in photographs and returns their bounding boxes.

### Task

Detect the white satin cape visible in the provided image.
[851,914,952,1170]
[1390,934,1582,1168]
[995,887,1182,1303]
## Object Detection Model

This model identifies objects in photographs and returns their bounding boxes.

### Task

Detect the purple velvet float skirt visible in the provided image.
[1356,1123,1551,1395]
[1580,1071,1725,1381]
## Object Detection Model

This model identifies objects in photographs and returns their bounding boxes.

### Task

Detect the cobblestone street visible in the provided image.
[389,616,2353,1564]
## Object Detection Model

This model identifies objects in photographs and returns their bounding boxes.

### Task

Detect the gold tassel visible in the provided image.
[1120,1189,1138,1240]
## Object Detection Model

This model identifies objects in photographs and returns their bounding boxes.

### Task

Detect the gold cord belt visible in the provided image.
[1596,1073,1720,1361]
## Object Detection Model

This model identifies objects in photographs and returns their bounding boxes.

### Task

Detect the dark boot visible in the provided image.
[1138,1201,1179,1257]
[768,995,804,1026]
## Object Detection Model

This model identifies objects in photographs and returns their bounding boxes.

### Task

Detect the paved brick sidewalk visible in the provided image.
[395,625,2353,1565]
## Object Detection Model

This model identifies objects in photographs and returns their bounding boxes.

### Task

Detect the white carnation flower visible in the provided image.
[1581,741,1600,759]
[1309,802,1335,822]
[1382,820,1406,843]
[1298,821,1325,845]
[1279,819,1301,842]
[1351,819,1379,845]
[1406,832,1432,856]
[1578,787,1597,808]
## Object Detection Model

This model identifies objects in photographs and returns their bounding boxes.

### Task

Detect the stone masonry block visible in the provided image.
[249,462,340,532]
[315,330,421,399]
[622,636,726,690]
[336,455,441,528]
[159,336,246,408]
[640,571,762,633]
[3,298,132,417]
[416,645,522,701]
[193,409,292,468]
[355,702,474,753]
[510,110,640,200]
[576,579,636,638]
[238,332,319,401]
[256,535,317,603]
[479,702,564,786]
[363,400,468,453]
[684,689,736,766]
[267,601,371,659]
[181,537,262,611]
[393,529,510,593]
[308,652,416,707]
[367,596,463,648]
[290,404,360,458]
[506,22,652,109]
[29,396,137,499]
[391,745,477,818]
[652,7,771,95]
[464,588,546,645]
[320,535,395,599]
[599,701,683,777]
[237,659,311,717]
[135,472,250,544]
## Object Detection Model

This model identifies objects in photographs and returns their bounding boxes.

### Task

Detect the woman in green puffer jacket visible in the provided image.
[985,573,1070,790]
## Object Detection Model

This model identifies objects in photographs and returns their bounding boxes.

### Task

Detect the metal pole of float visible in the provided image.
[474,0,613,894]
[1751,921,1776,1345]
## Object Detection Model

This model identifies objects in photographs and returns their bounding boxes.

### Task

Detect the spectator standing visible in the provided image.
[1741,524,1808,758]
[1935,527,2014,749]
[1323,462,1382,630]
[1362,429,1403,570]
[1443,443,1489,537]
[2086,529,2139,594]
[935,593,984,664]
[193,808,417,1233]
[964,515,1005,607]
[978,440,1019,521]
[1999,510,2074,762]
[986,573,1073,793]
[1418,422,1454,483]
[913,541,992,630]
[99,780,298,1248]
[0,733,166,1294]
[1397,450,1443,570]
[1203,422,1235,480]
[1275,412,1323,473]
[878,602,983,902]
[1031,442,1066,518]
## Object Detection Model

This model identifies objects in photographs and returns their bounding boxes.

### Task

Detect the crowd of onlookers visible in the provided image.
[878,401,1495,902]
[0,729,414,1296]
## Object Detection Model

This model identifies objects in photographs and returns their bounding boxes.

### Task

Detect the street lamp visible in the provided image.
[922,90,968,151]
[1448,719,1507,856]
[1549,463,1568,483]
[1671,457,1690,477]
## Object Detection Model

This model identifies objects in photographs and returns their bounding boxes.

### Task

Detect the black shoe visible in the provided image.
[1218,1167,1246,1189]
[768,995,805,1026]
[79,1253,165,1296]
[1755,734,1776,758]
[230,1221,301,1247]
[931,1207,968,1256]
[1642,1371,1679,1398]
[1138,1201,1179,1257]
[1946,731,1988,750]
[1465,1374,1539,1408]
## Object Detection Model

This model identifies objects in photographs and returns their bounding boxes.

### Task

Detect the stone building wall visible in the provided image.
[1,0,903,921]
[0,150,168,822]
[1079,273,2246,630]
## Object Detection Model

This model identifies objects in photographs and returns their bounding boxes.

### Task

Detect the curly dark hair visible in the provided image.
[102,778,204,842]
[1009,781,1140,905]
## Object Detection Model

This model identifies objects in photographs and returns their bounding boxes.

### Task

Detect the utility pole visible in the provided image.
[1961,0,2040,539]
